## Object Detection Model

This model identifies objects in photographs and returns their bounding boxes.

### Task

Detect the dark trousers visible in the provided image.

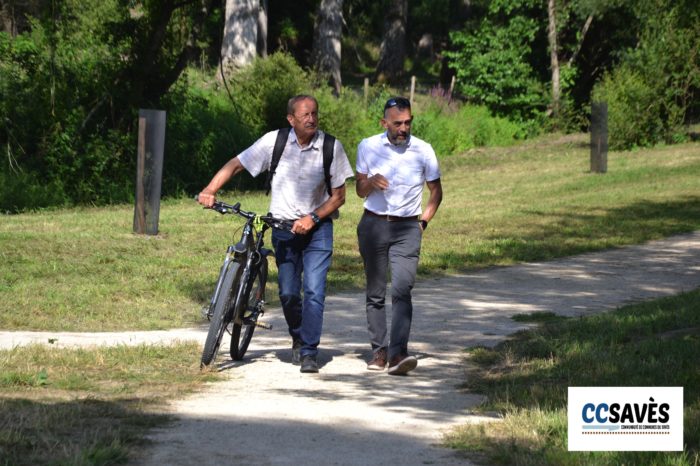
[357,213,422,360]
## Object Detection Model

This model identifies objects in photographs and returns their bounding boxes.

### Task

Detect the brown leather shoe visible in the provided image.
[367,348,387,370]
[387,354,417,375]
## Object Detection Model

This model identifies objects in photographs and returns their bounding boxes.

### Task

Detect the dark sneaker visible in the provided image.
[292,340,302,366]
[387,354,417,375]
[300,355,319,373]
[367,348,387,371]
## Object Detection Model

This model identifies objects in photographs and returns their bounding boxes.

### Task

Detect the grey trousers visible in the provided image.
[357,212,422,360]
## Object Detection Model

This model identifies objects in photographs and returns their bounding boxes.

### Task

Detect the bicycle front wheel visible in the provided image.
[201,261,242,367]
[230,259,268,360]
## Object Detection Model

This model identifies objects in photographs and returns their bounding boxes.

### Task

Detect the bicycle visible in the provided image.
[197,197,292,368]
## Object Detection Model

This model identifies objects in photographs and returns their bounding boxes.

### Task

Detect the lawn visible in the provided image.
[1,134,699,332]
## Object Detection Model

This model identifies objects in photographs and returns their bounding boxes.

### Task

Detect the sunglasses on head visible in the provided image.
[384,97,411,111]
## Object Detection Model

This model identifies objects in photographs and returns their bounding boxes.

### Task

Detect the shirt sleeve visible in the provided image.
[355,139,369,175]
[330,139,355,188]
[423,143,441,182]
[237,130,279,178]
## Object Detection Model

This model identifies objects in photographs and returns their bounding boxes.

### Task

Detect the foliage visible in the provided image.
[411,100,526,156]
[162,53,313,195]
[445,0,549,125]
[592,0,700,149]
[0,0,222,212]
[315,85,388,168]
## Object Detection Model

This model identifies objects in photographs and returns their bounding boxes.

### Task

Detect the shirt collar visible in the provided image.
[290,128,321,150]
[381,131,412,148]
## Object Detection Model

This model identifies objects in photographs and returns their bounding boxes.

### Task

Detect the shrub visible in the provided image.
[162,53,315,195]
[412,101,525,156]
[591,2,699,149]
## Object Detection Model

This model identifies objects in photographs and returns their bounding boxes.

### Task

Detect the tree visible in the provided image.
[257,0,268,57]
[312,0,344,95]
[375,0,407,83]
[546,0,595,123]
[221,0,259,71]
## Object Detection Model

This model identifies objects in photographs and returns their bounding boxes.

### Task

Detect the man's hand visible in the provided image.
[291,215,315,235]
[368,174,389,191]
[197,191,216,208]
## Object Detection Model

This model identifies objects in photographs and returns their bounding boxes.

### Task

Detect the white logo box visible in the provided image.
[568,387,683,451]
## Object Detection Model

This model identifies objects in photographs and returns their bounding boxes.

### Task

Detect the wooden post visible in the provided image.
[448,75,456,103]
[134,109,166,235]
[410,75,416,105]
[590,102,608,173]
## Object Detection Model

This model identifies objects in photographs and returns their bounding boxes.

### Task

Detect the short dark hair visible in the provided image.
[383,96,411,115]
[287,95,318,115]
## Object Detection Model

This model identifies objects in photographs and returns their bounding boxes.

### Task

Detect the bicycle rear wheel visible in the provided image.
[201,261,242,367]
[230,259,268,360]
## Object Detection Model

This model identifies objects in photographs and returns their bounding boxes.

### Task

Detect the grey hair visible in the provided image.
[287,95,318,115]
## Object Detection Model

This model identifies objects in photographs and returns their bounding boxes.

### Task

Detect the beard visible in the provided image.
[390,131,410,147]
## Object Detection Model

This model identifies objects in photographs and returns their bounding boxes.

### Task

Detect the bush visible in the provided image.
[162,53,315,195]
[591,2,699,149]
[315,86,387,168]
[592,67,666,149]
[412,100,525,156]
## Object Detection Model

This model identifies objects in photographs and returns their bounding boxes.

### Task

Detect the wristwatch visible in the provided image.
[310,212,321,224]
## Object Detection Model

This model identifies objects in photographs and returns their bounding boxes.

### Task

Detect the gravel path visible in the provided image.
[3,232,700,465]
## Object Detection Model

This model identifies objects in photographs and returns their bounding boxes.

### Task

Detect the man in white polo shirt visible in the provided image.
[355,96,443,375]
[198,95,354,373]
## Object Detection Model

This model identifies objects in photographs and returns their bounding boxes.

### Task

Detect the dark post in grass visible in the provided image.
[134,109,166,235]
[590,101,608,173]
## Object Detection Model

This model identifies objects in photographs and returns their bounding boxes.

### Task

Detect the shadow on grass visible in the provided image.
[0,397,170,466]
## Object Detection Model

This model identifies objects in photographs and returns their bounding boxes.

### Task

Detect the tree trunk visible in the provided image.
[1,0,41,36]
[257,0,267,58]
[221,0,258,71]
[312,0,344,96]
[440,0,472,89]
[375,0,407,84]
[547,0,561,119]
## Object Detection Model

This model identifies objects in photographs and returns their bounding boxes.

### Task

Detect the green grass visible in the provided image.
[0,134,699,464]
[446,289,700,465]
[2,133,698,332]
[0,342,221,466]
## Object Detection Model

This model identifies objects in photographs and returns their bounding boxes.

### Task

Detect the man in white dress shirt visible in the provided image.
[355,96,443,375]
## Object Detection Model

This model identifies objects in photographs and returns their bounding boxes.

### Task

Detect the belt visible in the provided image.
[364,209,419,222]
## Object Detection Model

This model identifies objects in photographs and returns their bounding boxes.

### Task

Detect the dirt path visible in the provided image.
[3,232,700,465]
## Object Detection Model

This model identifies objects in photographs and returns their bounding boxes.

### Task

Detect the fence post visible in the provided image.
[134,109,166,235]
[590,101,608,173]
[410,75,416,105]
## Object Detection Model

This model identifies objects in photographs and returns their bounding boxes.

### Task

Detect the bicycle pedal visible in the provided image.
[254,321,273,330]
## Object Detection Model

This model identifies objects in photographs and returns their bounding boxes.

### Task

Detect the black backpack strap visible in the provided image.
[265,127,290,195]
[322,133,336,196]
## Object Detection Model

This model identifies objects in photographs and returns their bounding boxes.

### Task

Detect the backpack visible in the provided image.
[264,127,336,196]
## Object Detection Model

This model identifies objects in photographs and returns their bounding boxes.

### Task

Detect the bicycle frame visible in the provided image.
[199,198,292,366]
[203,200,287,323]
[230,218,272,326]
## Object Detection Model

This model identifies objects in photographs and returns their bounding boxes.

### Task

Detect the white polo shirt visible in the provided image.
[238,128,354,220]
[356,132,441,217]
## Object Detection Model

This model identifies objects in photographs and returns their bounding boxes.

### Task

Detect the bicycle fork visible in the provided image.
[202,246,238,320]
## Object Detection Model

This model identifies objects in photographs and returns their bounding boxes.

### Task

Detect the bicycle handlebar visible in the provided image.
[195,195,293,232]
